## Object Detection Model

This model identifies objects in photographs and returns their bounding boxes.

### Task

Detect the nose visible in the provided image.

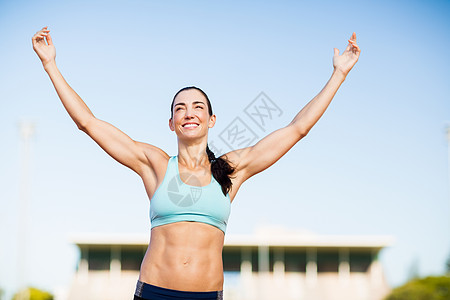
[184,107,195,118]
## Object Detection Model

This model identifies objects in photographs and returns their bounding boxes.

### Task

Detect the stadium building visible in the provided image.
[67,226,394,300]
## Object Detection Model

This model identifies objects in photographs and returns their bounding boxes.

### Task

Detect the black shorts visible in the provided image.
[134,280,224,300]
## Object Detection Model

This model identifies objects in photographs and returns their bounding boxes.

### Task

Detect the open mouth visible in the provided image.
[182,123,199,128]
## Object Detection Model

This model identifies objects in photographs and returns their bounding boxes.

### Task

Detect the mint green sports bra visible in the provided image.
[150,156,231,234]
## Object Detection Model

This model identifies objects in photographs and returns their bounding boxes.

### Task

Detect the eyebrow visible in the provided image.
[174,101,206,108]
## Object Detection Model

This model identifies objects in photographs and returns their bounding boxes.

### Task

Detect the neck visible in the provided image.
[177,139,209,168]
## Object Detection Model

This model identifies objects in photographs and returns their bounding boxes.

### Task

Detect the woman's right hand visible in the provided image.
[32,26,56,68]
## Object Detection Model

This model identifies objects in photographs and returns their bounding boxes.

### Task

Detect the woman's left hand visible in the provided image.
[333,32,361,77]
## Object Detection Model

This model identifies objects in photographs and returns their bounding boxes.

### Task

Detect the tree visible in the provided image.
[446,251,450,274]
[12,287,53,300]
[407,257,420,281]
[384,276,450,300]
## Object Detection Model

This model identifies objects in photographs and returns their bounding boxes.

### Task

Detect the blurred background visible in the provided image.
[0,0,449,299]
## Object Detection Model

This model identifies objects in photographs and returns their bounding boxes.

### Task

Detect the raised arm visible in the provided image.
[32,27,161,175]
[225,33,361,182]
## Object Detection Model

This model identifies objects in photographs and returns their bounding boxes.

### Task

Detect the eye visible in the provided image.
[196,105,203,109]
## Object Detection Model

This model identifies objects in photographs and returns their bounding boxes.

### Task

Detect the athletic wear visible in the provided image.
[134,280,224,300]
[150,156,231,234]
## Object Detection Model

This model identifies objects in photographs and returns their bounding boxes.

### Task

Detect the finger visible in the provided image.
[36,28,49,36]
[349,32,356,42]
[35,30,48,38]
[37,34,47,41]
[345,41,352,52]
[348,39,358,51]
[348,40,357,49]
[32,34,46,45]
[334,48,340,56]
[349,43,360,56]
[32,34,43,43]
[32,36,43,47]
[348,40,360,51]
[46,32,53,45]
[349,40,358,47]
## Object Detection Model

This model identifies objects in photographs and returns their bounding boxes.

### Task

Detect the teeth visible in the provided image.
[183,124,198,128]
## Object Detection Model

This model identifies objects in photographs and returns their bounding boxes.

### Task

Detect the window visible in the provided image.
[122,247,145,271]
[317,251,339,272]
[251,248,259,272]
[349,251,372,272]
[222,248,241,272]
[284,248,306,272]
[88,248,110,271]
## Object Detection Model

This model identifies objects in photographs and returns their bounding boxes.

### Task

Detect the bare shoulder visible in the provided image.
[137,142,170,169]
[135,142,171,198]
[220,147,251,176]
[137,142,170,173]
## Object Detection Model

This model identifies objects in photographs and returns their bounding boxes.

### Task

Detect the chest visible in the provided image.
[177,164,212,187]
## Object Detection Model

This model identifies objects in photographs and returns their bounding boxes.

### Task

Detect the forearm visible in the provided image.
[44,61,95,129]
[290,70,346,135]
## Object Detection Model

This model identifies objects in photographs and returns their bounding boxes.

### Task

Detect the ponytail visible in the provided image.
[206,144,235,196]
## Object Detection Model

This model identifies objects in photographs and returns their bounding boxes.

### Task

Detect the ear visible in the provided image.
[169,118,175,131]
[208,114,216,129]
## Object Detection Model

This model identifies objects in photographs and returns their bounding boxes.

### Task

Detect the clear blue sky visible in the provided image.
[1,0,449,297]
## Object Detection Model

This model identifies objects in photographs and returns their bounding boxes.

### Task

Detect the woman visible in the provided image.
[32,26,360,300]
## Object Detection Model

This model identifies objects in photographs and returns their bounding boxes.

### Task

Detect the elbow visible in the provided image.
[77,124,87,133]
[298,130,308,140]
[296,126,310,139]
[289,121,310,139]
[76,117,93,133]
[76,122,85,132]
[76,120,87,132]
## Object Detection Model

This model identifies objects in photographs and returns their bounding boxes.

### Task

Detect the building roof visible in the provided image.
[69,225,395,250]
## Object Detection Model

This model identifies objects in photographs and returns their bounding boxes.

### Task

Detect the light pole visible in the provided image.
[446,125,450,190]
[17,121,35,300]
[446,125,450,275]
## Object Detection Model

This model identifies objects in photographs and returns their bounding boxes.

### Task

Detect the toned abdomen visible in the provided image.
[139,221,225,292]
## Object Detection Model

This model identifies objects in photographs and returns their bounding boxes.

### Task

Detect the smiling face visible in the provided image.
[169,88,216,140]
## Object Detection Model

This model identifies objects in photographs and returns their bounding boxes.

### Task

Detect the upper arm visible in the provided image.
[80,117,166,175]
[224,124,305,182]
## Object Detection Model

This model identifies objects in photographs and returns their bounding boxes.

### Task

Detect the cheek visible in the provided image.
[173,112,182,121]
[201,110,210,119]
[175,115,187,128]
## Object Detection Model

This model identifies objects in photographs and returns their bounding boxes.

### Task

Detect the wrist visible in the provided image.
[332,68,347,82]
[43,60,57,73]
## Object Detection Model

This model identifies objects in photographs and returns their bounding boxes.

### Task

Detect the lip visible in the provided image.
[182,122,199,127]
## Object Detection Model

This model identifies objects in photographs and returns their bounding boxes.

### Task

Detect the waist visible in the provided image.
[140,222,225,291]
[135,280,223,299]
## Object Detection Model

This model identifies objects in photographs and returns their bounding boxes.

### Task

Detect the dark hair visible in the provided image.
[171,86,235,196]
